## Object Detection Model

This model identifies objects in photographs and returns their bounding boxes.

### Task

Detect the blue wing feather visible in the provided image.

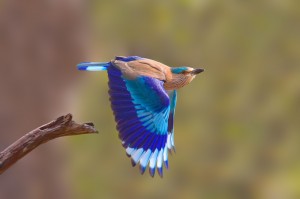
[107,63,174,177]
[162,89,177,170]
[115,56,143,62]
[77,56,143,71]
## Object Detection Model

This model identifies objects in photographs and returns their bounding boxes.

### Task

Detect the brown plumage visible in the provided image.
[112,58,203,90]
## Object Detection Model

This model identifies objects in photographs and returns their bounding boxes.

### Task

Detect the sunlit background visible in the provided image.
[0,0,300,199]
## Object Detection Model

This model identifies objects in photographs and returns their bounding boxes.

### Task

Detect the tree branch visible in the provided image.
[0,113,98,175]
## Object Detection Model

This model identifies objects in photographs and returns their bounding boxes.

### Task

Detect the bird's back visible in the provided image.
[111,58,171,82]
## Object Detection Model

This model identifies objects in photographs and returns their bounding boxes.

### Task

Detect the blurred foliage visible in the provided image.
[68,0,300,199]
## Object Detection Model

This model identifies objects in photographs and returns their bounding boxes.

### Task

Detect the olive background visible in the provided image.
[0,1,299,199]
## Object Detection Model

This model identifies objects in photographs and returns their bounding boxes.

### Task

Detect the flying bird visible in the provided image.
[77,56,204,177]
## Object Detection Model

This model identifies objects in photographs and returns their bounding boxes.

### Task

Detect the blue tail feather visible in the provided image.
[77,62,110,71]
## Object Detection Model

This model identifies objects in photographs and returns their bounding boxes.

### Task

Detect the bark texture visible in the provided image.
[0,114,97,175]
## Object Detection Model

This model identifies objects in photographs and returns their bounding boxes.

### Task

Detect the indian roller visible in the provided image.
[77,56,204,177]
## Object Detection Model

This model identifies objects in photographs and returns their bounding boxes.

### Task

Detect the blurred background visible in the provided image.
[0,0,299,199]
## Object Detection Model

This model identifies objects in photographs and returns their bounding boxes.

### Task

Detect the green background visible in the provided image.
[69,1,300,199]
[1,0,299,199]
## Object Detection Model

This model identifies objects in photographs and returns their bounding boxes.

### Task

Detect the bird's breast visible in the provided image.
[164,74,194,90]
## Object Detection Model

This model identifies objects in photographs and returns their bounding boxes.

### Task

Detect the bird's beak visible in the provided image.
[191,68,204,75]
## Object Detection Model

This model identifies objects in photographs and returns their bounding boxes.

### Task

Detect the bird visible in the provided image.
[77,56,204,177]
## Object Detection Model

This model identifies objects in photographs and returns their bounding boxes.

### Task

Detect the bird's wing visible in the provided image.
[107,64,173,177]
[166,90,177,155]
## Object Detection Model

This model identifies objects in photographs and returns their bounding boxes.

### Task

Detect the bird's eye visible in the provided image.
[181,71,188,75]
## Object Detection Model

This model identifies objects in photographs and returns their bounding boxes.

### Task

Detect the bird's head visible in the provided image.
[164,66,204,90]
[171,67,204,76]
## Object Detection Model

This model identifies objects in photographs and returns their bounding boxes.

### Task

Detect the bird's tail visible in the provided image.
[77,62,110,71]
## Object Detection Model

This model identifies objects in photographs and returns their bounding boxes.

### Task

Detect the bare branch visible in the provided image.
[0,114,98,175]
